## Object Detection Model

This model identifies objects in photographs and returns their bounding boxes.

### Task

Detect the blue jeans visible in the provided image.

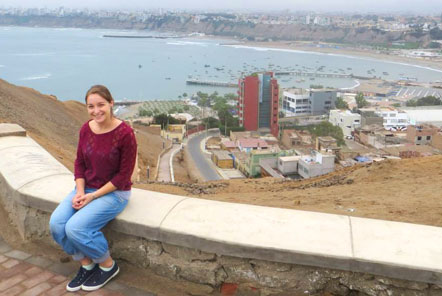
[49,188,129,263]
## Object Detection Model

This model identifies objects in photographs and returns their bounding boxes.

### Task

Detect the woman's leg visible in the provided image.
[49,189,85,261]
[64,190,128,264]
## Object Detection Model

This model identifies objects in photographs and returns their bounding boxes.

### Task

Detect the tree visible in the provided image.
[406,96,441,107]
[202,117,220,129]
[154,113,180,128]
[182,92,188,97]
[335,97,349,109]
[223,93,237,101]
[183,105,190,111]
[307,121,345,146]
[355,92,369,109]
[153,108,160,115]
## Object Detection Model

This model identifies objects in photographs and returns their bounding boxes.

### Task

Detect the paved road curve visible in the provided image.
[187,130,222,181]
[157,143,181,182]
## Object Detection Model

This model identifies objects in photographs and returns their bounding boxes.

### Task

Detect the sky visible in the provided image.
[2,0,442,14]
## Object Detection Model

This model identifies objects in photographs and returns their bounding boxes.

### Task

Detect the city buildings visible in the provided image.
[401,107,442,128]
[406,124,439,145]
[329,109,361,137]
[297,150,335,179]
[238,73,279,137]
[282,89,337,117]
[374,108,409,131]
[359,110,383,128]
[280,129,314,149]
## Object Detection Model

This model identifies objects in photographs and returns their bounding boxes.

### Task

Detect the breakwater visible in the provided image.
[186,79,237,88]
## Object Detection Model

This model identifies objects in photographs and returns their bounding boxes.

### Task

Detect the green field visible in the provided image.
[138,100,201,118]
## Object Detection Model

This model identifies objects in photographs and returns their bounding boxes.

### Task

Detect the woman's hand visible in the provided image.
[72,191,84,209]
[72,193,95,210]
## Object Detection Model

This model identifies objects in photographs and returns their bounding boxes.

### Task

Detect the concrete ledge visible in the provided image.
[1,124,442,289]
[0,123,26,137]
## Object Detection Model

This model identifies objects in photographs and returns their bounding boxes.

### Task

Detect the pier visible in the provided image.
[186,79,237,88]
[275,71,371,80]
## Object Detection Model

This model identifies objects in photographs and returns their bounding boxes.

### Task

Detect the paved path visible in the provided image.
[0,236,153,296]
[187,131,222,181]
[157,143,181,182]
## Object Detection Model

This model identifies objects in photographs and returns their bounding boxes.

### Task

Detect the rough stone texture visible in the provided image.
[108,232,151,268]
[219,256,259,284]
[147,252,180,280]
[162,242,216,262]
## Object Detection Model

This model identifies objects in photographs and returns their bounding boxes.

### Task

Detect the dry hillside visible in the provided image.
[0,79,165,175]
[136,155,442,227]
[1,78,441,227]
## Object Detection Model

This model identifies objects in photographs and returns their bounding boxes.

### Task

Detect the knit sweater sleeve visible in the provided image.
[74,125,86,180]
[110,127,137,190]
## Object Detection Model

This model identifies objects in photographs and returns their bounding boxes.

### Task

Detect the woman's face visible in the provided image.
[86,93,113,124]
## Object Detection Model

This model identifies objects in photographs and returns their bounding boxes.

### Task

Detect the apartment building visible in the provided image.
[282,89,337,117]
[329,109,361,137]
[238,73,279,137]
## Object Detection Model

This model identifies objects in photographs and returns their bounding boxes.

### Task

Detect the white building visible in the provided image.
[401,107,442,128]
[329,109,361,137]
[374,109,409,131]
[298,150,335,179]
[282,89,337,117]
[277,155,301,175]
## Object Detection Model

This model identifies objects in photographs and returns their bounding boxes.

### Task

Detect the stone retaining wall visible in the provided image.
[1,123,442,295]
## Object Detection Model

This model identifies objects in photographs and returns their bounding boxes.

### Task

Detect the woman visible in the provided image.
[49,85,137,292]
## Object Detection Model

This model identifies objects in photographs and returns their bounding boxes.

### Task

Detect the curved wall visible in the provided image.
[0,123,441,295]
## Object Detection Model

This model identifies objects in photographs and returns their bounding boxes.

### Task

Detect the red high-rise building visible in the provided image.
[238,72,279,137]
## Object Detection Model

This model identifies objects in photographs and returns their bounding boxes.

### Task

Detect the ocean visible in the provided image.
[1,26,441,102]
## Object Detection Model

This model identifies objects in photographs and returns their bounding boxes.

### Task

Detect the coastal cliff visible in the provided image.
[0,15,436,46]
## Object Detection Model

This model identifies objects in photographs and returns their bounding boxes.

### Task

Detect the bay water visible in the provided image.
[1,26,441,102]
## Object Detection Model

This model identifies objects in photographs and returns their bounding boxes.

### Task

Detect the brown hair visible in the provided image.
[85,85,114,115]
[85,85,114,104]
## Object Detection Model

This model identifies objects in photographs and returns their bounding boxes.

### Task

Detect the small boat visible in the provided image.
[138,64,142,69]
[165,77,171,80]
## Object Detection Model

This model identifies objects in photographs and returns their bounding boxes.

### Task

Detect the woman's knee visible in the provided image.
[49,213,65,237]
[65,220,85,242]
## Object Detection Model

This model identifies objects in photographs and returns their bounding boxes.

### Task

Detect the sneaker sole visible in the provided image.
[81,267,119,291]
[66,284,82,292]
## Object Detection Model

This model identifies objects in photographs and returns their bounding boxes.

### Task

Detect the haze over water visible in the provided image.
[1,26,441,102]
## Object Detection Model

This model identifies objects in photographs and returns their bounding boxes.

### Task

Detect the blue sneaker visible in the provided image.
[81,262,119,291]
[66,265,97,292]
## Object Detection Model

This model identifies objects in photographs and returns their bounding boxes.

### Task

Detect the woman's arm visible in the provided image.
[109,128,137,190]
[73,181,117,210]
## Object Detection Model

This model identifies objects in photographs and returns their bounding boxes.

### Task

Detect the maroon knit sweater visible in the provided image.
[74,120,137,191]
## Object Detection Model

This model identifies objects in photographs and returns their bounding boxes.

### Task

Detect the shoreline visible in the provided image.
[219,40,442,73]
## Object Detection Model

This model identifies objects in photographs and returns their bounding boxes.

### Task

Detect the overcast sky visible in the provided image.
[1,0,442,14]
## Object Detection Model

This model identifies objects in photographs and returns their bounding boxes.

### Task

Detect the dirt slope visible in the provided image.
[136,155,442,227]
[0,79,164,174]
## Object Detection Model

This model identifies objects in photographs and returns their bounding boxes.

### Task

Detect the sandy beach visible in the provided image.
[221,40,442,72]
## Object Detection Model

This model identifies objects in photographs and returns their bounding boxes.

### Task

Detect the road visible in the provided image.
[157,143,181,182]
[187,130,222,181]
